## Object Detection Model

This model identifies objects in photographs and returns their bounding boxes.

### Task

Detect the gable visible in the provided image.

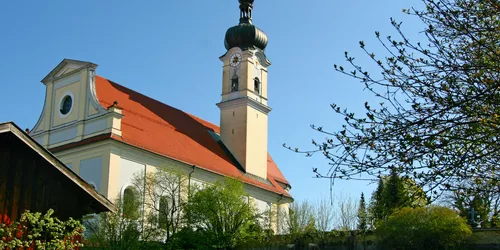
[31,59,111,149]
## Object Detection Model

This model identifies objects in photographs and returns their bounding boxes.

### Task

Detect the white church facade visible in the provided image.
[29,0,292,232]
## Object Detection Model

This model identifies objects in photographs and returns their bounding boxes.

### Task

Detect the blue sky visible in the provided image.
[0,0,424,204]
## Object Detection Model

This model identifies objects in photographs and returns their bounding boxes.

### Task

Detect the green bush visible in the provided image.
[491,215,500,228]
[166,228,204,249]
[376,206,472,250]
[0,209,83,249]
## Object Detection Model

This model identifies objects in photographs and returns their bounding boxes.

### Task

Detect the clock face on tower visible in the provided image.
[229,53,242,67]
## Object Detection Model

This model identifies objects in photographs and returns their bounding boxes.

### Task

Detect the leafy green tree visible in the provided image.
[183,177,258,249]
[376,206,472,250]
[286,0,500,199]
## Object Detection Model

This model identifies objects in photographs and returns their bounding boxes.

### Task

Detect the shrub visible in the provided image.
[376,206,472,250]
[168,228,210,249]
[0,210,84,250]
[491,215,500,228]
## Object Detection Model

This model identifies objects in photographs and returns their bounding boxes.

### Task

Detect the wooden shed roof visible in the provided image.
[0,122,115,214]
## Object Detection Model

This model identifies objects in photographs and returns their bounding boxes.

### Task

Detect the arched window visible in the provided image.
[122,187,140,220]
[158,196,170,229]
[231,75,239,92]
[254,77,261,94]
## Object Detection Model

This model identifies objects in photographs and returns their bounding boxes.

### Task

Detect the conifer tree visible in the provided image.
[357,193,368,232]
[358,193,368,250]
[370,171,427,224]
[370,178,386,223]
[383,169,408,216]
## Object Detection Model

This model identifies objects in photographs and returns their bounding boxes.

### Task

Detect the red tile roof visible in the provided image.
[94,76,291,198]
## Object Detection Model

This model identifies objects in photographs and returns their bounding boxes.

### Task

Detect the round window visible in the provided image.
[60,95,73,115]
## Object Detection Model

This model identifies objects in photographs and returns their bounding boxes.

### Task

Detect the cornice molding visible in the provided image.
[216,96,272,114]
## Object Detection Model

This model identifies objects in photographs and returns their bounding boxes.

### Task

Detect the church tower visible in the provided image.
[217,0,271,180]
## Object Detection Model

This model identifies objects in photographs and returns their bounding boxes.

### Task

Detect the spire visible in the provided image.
[239,0,254,24]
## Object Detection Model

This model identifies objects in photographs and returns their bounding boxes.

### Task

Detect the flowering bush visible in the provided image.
[0,209,84,250]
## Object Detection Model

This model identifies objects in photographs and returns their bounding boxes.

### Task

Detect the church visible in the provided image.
[29,0,292,231]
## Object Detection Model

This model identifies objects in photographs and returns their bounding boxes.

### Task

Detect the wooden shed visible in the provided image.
[0,122,115,221]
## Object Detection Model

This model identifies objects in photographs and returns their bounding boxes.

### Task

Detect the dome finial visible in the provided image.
[239,0,254,24]
[225,0,268,51]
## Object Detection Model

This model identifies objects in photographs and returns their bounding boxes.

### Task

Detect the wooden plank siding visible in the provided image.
[0,123,114,221]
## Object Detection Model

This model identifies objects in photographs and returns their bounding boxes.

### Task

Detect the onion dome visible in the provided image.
[224,0,268,51]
